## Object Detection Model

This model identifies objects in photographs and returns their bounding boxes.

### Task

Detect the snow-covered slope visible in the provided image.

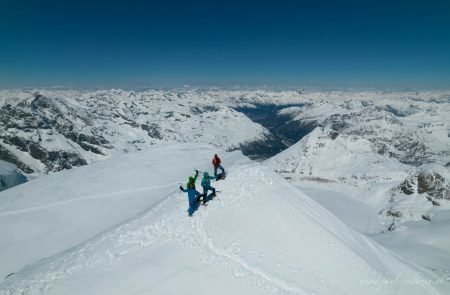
[266,126,414,185]
[265,122,450,282]
[0,144,446,294]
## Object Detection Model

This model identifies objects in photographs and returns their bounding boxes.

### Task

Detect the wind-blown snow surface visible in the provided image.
[0,144,447,294]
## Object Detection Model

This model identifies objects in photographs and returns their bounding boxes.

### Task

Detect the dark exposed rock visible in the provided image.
[203,105,220,112]
[417,171,447,196]
[0,93,110,173]
[386,209,402,218]
[141,123,163,139]
[29,142,47,160]
[399,178,415,195]
[44,151,88,171]
[323,114,352,131]
[328,130,339,140]
[0,145,34,173]
[2,136,29,152]
[398,170,450,203]
[78,142,105,155]
[382,171,449,231]
[422,214,431,221]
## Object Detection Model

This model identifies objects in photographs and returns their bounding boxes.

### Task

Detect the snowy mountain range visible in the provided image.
[0,88,449,294]
[1,89,448,175]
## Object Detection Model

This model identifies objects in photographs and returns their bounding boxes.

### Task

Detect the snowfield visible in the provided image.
[0,144,448,294]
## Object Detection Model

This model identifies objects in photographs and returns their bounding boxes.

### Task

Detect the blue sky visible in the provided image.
[1,0,449,88]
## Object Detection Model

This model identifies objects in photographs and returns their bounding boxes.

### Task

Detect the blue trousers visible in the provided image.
[202,185,216,204]
[188,193,201,215]
[214,165,225,177]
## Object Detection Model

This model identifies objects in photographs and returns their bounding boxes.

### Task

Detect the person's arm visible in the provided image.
[195,190,202,196]
[180,185,187,192]
[193,170,199,181]
[209,175,216,180]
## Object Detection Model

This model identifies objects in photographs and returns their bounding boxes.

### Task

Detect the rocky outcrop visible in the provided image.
[399,170,450,203]
[381,170,450,231]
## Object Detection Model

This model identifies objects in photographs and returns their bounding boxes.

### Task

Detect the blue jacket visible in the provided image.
[201,172,216,187]
[182,187,202,199]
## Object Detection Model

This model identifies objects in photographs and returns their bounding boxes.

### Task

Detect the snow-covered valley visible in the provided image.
[0,88,449,294]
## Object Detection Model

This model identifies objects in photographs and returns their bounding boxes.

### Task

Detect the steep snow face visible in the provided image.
[0,160,26,192]
[0,144,446,294]
[266,126,413,186]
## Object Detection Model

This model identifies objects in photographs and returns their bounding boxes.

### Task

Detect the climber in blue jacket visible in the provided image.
[179,184,202,216]
[201,172,216,204]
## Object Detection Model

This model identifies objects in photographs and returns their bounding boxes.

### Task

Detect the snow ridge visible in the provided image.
[0,145,446,294]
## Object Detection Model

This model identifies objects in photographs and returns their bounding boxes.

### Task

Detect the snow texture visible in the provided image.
[0,144,447,294]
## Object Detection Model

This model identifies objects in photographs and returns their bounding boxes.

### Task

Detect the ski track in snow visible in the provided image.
[0,182,180,217]
[0,152,445,295]
[1,166,337,295]
[192,210,310,294]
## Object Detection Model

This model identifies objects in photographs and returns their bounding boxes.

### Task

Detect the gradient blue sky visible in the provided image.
[1,0,450,88]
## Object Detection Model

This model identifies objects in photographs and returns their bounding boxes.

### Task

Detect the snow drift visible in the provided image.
[0,144,446,294]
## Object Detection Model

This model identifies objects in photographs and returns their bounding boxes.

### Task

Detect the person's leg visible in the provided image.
[211,186,216,195]
[214,166,218,177]
[188,195,195,215]
[219,165,225,174]
[202,186,209,204]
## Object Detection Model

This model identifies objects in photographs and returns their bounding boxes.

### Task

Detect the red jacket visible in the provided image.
[212,156,221,168]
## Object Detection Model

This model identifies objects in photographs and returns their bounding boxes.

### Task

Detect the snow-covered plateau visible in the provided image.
[0,88,449,294]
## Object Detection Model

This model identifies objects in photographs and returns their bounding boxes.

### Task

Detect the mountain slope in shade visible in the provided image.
[0,160,26,192]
